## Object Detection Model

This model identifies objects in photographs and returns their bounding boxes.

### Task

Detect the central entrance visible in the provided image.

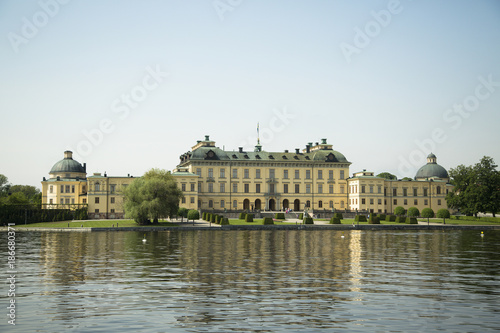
[269,198,276,211]
[294,199,300,211]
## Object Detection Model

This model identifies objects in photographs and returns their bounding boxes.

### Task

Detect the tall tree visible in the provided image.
[124,169,183,224]
[0,174,9,197]
[377,172,397,180]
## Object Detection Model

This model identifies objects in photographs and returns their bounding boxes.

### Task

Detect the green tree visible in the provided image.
[9,185,41,203]
[123,169,183,225]
[394,206,405,216]
[187,209,199,221]
[377,172,397,180]
[447,157,500,217]
[421,208,434,225]
[407,207,420,217]
[401,177,413,181]
[436,209,450,224]
[0,174,9,195]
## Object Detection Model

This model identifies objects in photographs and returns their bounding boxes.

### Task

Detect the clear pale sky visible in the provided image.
[1,0,499,189]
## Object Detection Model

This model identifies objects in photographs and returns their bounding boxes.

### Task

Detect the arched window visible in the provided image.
[318,200,323,208]
[329,200,333,208]
[95,182,100,191]
[306,200,311,208]
[436,186,441,195]
[341,201,345,208]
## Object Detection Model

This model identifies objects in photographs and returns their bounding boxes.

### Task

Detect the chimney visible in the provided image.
[205,135,210,141]
[321,138,327,144]
[239,147,243,153]
[284,150,289,153]
[295,148,300,154]
[306,144,311,154]
[83,163,86,172]
[64,150,73,159]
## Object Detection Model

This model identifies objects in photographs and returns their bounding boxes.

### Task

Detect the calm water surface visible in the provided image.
[1,229,499,332]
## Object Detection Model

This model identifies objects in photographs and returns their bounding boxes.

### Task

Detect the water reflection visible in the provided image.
[3,229,499,332]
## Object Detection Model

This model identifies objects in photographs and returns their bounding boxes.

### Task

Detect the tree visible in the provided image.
[437,209,450,224]
[187,209,200,221]
[377,172,397,180]
[447,156,500,217]
[394,206,405,216]
[123,169,183,225]
[421,208,434,225]
[407,207,420,217]
[9,185,41,203]
[401,177,413,181]
[0,174,10,201]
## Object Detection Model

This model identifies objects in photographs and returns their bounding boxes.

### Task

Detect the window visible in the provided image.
[83,198,86,204]
[424,188,428,196]
[340,186,345,194]
[209,200,213,208]
[198,183,202,193]
[318,200,323,208]
[361,185,365,193]
[362,198,366,204]
[221,200,225,208]
[378,185,382,194]
[306,184,311,193]
[232,169,238,178]
[60,185,64,193]
[256,169,261,179]
[306,200,311,208]
[295,184,300,193]
[60,198,64,204]
[329,200,334,208]
[283,169,288,179]
[404,199,408,205]
[190,197,195,203]
[269,169,275,179]
[196,168,201,177]
[65,198,70,204]
[370,185,373,193]
[208,183,214,193]
[181,184,186,191]
[393,188,397,196]
[329,185,334,194]
[72,185,75,193]
[318,184,323,194]
[110,209,115,213]
[329,170,334,180]
[413,188,418,196]
[256,184,261,193]
[378,199,382,205]
[244,169,249,179]
[283,184,288,193]
[233,200,237,208]
[110,197,115,204]
[182,197,186,203]
[110,184,115,193]
[220,183,225,193]
[95,182,100,191]
[424,199,428,205]
[437,186,441,195]
[71,198,75,204]
[393,199,397,205]
[403,188,407,197]
[414,199,418,205]
[295,170,300,179]
[269,183,275,194]
[340,170,345,179]
[65,185,70,193]
[306,170,311,179]
[233,183,238,193]
[318,170,323,179]
[95,209,99,213]
[438,199,442,205]
[49,199,53,204]
[95,197,100,204]
[208,168,214,178]
[49,185,53,193]
[370,198,374,205]
[340,201,344,208]
[191,183,195,192]
[220,168,225,178]
[244,184,249,193]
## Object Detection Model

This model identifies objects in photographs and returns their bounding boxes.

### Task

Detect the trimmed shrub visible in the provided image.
[354,215,367,222]
[220,217,229,225]
[187,210,199,221]
[406,217,418,224]
[369,215,380,224]
[394,206,405,216]
[239,212,245,220]
[263,217,274,225]
[329,217,341,224]
[178,207,188,218]
[298,213,304,220]
[304,217,314,224]
[395,216,406,223]
[385,215,396,222]
[333,212,343,219]
[437,209,451,224]
[202,212,206,220]
[378,214,386,220]
[211,214,217,223]
[275,213,285,220]
[407,207,420,218]
[245,214,254,222]
[421,208,434,224]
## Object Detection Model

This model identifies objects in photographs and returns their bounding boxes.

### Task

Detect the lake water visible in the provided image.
[2,229,499,332]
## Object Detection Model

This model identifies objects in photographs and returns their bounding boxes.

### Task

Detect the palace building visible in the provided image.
[41,137,454,218]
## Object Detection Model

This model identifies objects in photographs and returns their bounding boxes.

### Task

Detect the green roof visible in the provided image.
[49,157,86,174]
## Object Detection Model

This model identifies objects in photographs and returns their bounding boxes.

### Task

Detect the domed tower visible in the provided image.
[415,153,449,182]
[41,151,88,209]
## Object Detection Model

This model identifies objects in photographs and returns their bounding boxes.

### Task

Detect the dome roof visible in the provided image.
[311,150,349,163]
[415,154,448,179]
[49,151,86,174]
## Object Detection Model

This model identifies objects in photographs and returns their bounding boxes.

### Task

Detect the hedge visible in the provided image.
[329,217,341,224]
[354,215,367,222]
[245,214,254,222]
[333,212,343,219]
[385,215,396,222]
[406,217,418,224]
[239,212,246,220]
[263,217,274,225]
[369,215,380,224]
[378,214,386,221]
[220,217,229,225]
[395,216,406,223]
[298,213,304,220]
[304,217,314,224]
[275,213,285,220]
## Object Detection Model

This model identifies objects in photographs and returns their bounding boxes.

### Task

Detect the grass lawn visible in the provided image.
[16,219,178,228]
[228,219,298,225]
[417,218,500,226]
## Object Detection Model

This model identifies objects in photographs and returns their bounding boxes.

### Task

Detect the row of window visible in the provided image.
[198,183,346,194]
[197,168,345,180]
[49,185,86,194]
[352,198,443,206]
[49,198,87,204]
[93,197,116,204]
[201,199,346,209]
[350,185,445,196]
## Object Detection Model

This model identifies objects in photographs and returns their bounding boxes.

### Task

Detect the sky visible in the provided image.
[1,0,500,190]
